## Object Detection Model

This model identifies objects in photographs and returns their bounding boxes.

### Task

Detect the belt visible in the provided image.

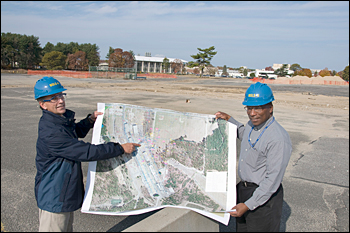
[241,181,258,187]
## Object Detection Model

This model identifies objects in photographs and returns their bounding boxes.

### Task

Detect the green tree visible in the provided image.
[222,65,228,76]
[290,63,302,71]
[54,42,70,55]
[43,42,55,55]
[274,64,288,77]
[106,46,115,59]
[1,32,42,69]
[128,50,135,60]
[162,57,170,73]
[40,51,66,70]
[342,66,349,81]
[18,34,42,69]
[243,68,248,76]
[190,46,217,78]
[79,43,100,66]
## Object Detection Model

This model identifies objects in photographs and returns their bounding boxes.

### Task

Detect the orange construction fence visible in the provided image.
[251,78,349,86]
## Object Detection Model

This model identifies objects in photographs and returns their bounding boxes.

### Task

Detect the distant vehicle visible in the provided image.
[268,77,276,80]
[221,75,227,77]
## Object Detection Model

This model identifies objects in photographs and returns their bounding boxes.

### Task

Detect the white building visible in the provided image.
[255,69,278,79]
[134,55,187,73]
[216,69,244,77]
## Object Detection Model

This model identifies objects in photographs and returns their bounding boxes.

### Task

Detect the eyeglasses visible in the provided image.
[42,93,66,103]
[244,105,270,113]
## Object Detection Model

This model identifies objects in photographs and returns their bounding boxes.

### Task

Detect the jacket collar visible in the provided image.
[42,109,75,125]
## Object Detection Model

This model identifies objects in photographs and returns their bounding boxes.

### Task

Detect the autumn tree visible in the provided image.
[189,46,217,78]
[66,51,89,71]
[207,66,217,76]
[294,68,312,77]
[170,58,183,74]
[40,51,66,70]
[193,68,200,75]
[265,66,274,71]
[319,68,331,77]
[108,48,134,68]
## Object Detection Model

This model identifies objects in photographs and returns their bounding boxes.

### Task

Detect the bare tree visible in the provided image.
[170,58,183,74]
[66,51,89,71]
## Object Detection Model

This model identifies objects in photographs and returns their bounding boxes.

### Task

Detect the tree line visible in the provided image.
[1,32,138,71]
[1,32,349,81]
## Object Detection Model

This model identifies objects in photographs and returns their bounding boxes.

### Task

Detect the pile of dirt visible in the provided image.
[278,75,345,82]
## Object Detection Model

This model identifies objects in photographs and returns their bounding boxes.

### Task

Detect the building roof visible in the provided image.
[135,55,188,63]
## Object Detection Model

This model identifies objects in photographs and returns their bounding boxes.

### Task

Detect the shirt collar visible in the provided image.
[252,115,274,131]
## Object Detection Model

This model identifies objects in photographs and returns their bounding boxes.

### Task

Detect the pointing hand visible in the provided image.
[121,143,141,154]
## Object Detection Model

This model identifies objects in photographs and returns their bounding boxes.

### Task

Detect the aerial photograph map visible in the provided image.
[82,103,236,225]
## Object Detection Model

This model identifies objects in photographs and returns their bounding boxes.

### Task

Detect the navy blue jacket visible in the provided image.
[35,109,124,213]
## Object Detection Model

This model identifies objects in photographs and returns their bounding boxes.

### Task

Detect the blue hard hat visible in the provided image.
[34,76,67,100]
[242,82,274,106]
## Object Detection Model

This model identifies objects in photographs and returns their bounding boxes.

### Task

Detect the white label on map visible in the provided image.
[205,172,227,192]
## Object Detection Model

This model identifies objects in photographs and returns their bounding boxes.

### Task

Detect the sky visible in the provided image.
[1,1,349,71]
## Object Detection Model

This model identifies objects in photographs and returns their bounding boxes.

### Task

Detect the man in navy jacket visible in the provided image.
[34,77,140,231]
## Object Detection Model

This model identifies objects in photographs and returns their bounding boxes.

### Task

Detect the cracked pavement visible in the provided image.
[1,74,349,232]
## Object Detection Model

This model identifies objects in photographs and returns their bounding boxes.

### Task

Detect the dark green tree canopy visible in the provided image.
[274,64,289,77]
[1,32,42,69]
[190,46,217,77]
[342,66,349,81]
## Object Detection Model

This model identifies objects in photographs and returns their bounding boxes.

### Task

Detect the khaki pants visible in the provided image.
[39,209,74,232]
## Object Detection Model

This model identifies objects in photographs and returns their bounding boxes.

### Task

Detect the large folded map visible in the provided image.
[82,103,236,225]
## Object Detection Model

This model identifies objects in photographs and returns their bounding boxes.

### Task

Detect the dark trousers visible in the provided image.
[236,181,283,232]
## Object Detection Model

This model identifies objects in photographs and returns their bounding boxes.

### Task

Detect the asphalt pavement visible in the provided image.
[1,74,349,232]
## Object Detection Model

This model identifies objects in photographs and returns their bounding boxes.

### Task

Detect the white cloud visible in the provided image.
[1,1,348,70]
